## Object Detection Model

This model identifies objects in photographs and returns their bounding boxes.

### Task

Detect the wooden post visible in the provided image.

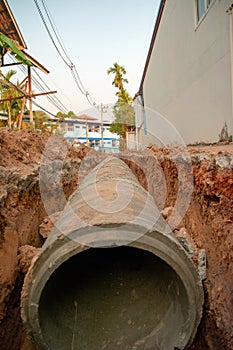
[17,81,28,129]
[18,96,26,129]
[28,66,33,124]
[7,101,11,128]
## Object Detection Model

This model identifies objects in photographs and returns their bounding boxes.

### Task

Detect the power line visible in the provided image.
[33,0,98,107]
[32,100,57,117]
[32,68,69,112]
[41,0,72,66]
[20,64,68,113]
[33,0,71,67]
[6,54,68,115]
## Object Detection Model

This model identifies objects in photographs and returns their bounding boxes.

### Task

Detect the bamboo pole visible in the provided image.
[28,66,33,124]
[0,90,57,102]
[0,72,28,96]
[17,96,26,129]
[17,81,28,129]
[7,101,11,128]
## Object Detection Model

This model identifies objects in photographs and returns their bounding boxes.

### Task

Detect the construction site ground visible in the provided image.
[0,127,232,350]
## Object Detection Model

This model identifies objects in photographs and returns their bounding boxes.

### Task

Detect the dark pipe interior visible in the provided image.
[39,247,189,350]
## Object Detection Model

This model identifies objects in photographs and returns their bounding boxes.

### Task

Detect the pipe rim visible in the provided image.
[21,225,203,350]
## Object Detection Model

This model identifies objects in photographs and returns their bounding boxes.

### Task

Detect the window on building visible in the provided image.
[67,123,74,132]
[207,0,214,6]
[196,0,214,23]
[196,0,205,20]
[75,125,80,128]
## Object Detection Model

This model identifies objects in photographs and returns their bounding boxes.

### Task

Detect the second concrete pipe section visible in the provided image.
[21,157,204,350]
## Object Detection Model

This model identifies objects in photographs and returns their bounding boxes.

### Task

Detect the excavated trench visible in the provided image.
[21,157,203,350]
[0,128,232,350]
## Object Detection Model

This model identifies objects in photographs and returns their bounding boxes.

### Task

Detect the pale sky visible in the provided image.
[6,0,160,116]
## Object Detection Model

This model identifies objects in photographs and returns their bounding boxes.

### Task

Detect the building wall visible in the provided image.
[63,122,86,139]
[141,0,233,145]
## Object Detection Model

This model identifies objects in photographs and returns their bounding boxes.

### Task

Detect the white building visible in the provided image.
[61,117,119,152]
[135,0,233,145]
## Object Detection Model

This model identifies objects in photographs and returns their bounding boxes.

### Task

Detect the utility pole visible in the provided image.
[99,104,108,150]
[100,103,103,149]
[85,118,88,145]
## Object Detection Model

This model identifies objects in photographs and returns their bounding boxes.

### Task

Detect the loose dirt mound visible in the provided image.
[0,127,49,168]
[0,127,90,169]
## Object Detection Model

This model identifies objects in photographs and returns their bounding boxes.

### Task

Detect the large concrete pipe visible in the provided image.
[21,157,203,350]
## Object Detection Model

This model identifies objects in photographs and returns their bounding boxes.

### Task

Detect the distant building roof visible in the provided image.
[77,114,98,121]
[62,117,112,125]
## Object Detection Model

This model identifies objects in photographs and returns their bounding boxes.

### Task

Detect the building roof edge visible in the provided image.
[135,0,167,98]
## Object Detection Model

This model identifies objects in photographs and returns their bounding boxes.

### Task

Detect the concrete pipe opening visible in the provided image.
[39,246,189,350]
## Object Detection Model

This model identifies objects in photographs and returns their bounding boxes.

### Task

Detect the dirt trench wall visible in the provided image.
[123,146,233,350]
[184,155,233,350]
[161,150,233,350]
[0,128,89,350]
[0,128,232,350]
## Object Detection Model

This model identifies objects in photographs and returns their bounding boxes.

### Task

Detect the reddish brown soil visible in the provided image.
[0,127,232,349]
[0,128,90,350]
[121,144,233,349]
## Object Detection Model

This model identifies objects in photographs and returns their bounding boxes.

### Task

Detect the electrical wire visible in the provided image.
[32,68,69,112]
[32,100,58,117]
[33,0,98,107]
[20,64,68,113]
[41,0,72,66]
[7,54,68,115]
[33,0,71,67]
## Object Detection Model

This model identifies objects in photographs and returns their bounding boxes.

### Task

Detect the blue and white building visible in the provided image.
[61,115,119,153]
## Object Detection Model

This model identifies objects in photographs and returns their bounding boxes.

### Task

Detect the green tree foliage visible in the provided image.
[111,100,135,137]
[107,62,135,137]
[0,32,32,66]
[33,110,64,134]
[56,111,66,120]
[67,110,75,118]
[56,110,75,120]
[33,110,49,131]
[0,69,25,127]
[107,62,128,91]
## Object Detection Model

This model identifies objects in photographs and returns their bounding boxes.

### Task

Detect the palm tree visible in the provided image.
[116,89,133,103]
[0,70,24,128]
[0,70,16,127]
[107,62,128,93]
[107,63,135,142]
